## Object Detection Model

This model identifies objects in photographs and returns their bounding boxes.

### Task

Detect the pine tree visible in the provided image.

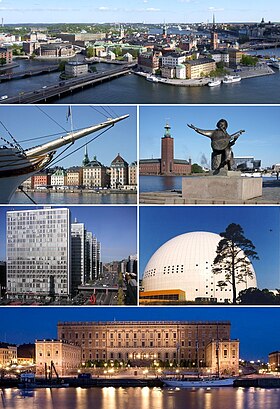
[212,223,259,304]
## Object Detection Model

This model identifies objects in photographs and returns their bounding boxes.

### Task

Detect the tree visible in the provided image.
[191,163,204,174]
[212,223,259,304]
[238,288,280,305]
[241,54,258,66]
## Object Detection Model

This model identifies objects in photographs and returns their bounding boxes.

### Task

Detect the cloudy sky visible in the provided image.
[0,0,278,24]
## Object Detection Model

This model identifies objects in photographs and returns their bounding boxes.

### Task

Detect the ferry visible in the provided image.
[222,75,241,84]
[208,78,222,87]
[269,58,280,70]
[146,74,159,83]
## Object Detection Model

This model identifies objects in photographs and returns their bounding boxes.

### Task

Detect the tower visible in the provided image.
[161,123,174,175]
[82,144,90,166]
[162,22,168,38]
[211,14,218,50]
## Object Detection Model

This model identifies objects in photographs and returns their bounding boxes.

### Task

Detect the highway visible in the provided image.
[0,65,135,104]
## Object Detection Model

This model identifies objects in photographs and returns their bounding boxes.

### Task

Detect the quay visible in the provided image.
[0,65,59,81]
[140,178,280,205]
[135,65,275,87]
[0,65,136,104]
[1,376,280,389]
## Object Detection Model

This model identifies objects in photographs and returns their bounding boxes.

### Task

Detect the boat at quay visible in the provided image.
[162,376,235,388]
[222,75,242,84]
[208,78,222,87]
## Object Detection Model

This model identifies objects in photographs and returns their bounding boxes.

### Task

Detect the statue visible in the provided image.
[188,119,245,175]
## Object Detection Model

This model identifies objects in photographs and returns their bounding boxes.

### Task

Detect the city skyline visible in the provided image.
[140,206,280,290]
[0,0,278,24]
[140,106,280,169]
[0,105,136,169]
[0,306,279,361]
[0,205,137,262]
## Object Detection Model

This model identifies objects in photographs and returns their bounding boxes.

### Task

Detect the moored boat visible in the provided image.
[222,75,241,84]
[162,376,235,388]
[146,75,159,82]
[208,78,221,87]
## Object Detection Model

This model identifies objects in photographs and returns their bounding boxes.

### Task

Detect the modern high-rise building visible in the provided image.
[71,221,86,290]
[6,208,71,299]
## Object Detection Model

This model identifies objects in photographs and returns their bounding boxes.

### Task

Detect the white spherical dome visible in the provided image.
[142,231,257,303]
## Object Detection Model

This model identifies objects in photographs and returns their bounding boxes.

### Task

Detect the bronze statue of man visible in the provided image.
[188,119,245,174]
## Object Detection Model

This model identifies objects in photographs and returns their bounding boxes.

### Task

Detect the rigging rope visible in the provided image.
[45,125,114,169]
[36,106,68,133]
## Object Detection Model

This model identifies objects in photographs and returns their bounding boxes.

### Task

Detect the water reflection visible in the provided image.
[10,192,137,205]
[1,387,280,409]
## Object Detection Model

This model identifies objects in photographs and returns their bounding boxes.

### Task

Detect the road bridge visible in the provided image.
[0,64,136,104]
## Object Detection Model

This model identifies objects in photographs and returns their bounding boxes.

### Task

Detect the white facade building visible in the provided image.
[161,53,185,67]
[142,231,257,303]
[51,169,66,187]
[6,208,71,299]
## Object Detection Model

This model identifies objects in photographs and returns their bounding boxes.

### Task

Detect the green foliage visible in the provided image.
[241,54,259,66]
[0,58,6,66]
[58,60,67,71]
[191,163,204,173]
[12,44,24,56]
[86,46,94,58]
[212,223,259,304]
[238,288,280,304]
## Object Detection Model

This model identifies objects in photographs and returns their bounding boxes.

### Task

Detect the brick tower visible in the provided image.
[161,123,174,175]
[211,14,218,50]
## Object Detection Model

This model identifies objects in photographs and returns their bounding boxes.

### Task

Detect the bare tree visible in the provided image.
[212,223,259,304]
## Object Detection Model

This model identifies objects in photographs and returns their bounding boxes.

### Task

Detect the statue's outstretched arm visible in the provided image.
[187,124,213,138]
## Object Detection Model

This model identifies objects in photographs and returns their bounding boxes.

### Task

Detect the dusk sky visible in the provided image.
[0,306,279,361]
[0,0,278,24]
[140,206,280,290]
[140,106,280,169]
[0,205,137,262]
[0,105,136,168]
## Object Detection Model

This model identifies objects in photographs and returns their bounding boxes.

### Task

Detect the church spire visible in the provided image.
[82,144,90,166]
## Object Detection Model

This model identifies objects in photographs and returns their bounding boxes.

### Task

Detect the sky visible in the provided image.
[0,105,136,168]
[0,306,279,361]
[140,106,280,169]
[0,205,137,262]
[0,0,279,24]
[140,206,280,290]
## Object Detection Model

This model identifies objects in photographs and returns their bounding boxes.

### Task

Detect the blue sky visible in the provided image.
[0,105,136,168]
[140,206,280,290]
[0,306,279,361]
[0,0,278,24]
[0,205,137,262]
[140,106,280,169]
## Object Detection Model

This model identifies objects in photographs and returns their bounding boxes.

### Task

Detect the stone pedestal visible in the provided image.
[182,175,263,203]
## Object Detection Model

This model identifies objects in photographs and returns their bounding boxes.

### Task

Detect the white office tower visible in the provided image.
[6,208,71,299]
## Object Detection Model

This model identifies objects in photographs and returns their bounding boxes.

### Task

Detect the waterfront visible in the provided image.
[1,387,280,409]
[10,191,137,205]
[1,53,280,104]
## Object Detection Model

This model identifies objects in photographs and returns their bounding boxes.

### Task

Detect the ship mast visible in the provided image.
[25,115,129,158]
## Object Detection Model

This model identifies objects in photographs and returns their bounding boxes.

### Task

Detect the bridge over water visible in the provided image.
[0,64,136,104]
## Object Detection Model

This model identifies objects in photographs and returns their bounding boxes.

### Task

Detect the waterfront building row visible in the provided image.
[21,154,137,190]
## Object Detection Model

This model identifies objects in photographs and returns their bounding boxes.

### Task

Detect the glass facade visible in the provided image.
[6,208,71,298]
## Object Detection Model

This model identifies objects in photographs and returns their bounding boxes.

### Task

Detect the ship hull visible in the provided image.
[162,377,235,388]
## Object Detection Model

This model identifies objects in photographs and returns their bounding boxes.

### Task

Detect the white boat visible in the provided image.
[208,78,221,87]
[0,113,129,203]
[222,75,241,84]
[269,58,280,70]
[162,376,235,388]
[146,75,159,82]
